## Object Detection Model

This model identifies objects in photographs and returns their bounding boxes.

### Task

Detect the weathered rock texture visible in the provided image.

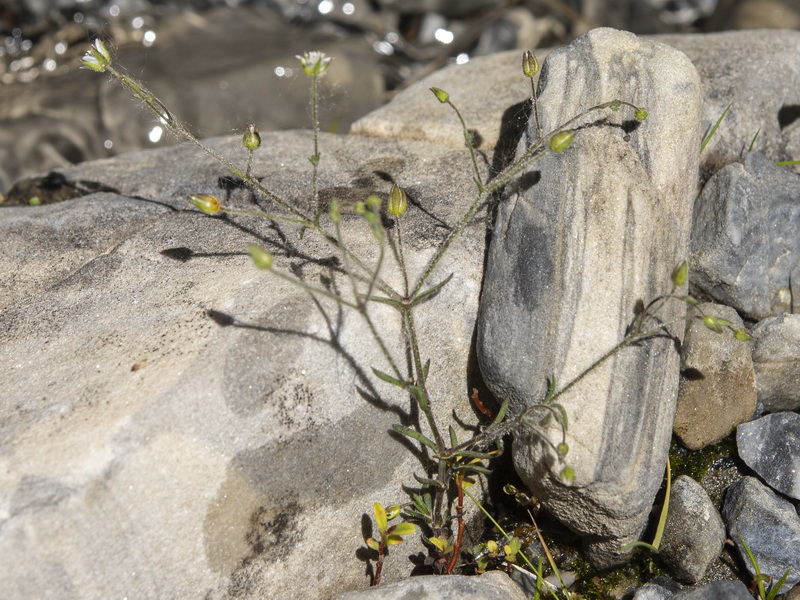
[751,314,800,413]
[0,132,485,599]
[673,302,756,450]
[331,572,529,600]
[659,476,725,584]
[477,28,702,566]
[723,476,800,590]
[737,412,800,500]
[690,152,800,320]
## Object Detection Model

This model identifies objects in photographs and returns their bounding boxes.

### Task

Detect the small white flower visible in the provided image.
[296,51,332,77]
[81,38,111,72]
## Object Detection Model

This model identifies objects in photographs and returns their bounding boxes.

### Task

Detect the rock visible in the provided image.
[659,476,726,584]
[722,476,800,590]
[632,577,682,600]
[477,28,702,567]
[670,579,752,600]
[654,30,800,180]
[732,0,800,31]
[751,314,800,413]
[331,572,529,600]
[351,48,542,153]
[736,412,800,500]
[673,302,756,450]
[689,152,800,321]
[0,131,486,598]
[786,581,800,600]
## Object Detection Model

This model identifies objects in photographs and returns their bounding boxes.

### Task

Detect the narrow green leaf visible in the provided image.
[359,294,404,309]
[551,402,569,429]
[701,102,732,152]
[775,160,800,166]
[493,397,509,425]
[411,492,432,516]
[544,376,557,403]
[449,425,458,447]
[413,473,446,489]
[422,359,430,380]
[453,449,499,460]
[403,509,431,522]
[409,385,429,411]
[650,457,670,551]
[620,540,659,553]
[748,128,761,152]
[453,464,492,475]
[410,273,454,307]
[766,569,791,600]
[392,425,437,451]
[371,368,408,389]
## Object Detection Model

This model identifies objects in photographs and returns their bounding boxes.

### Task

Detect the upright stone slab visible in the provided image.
[477,28,702,567]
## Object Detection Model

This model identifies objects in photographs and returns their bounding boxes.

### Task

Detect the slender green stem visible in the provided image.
[362,241,385,310]
[396,220,410,297]
[105,63,315,223]
[530,79,542,141]
[268,267,359,310]
[333,217,364,306]
[310,73,322,225]
[447,99,484,190]
[221,207,311,226]
[403,308,445,450]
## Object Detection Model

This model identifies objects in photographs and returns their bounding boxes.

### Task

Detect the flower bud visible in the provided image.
[703,314,723,333]
[522,50,539,78]
[242,124,261,151]
[387,184,407,218]
[188,194,221,215]
[329,198,341,224]
[635,107,648,121]
[671,262,688,287]
[549,131,575,153]
[248,245,273,270]
[81,39,111,72]
[560,465,575,483]
[734,328,753,342]
[430,87,449,103]
[556,442,569,457]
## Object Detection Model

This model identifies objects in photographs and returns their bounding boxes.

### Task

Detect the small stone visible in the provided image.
[331,572,529,600]
[632,577,682,600]
[671,579,752,599]
[722,476,800,590]
[736,412,800,500]
[659,476,726,584]
[673,302,756,450]
[690,152,800,321]
[751,314,800,413]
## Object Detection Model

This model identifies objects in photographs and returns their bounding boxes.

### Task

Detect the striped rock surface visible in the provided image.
[477,28,702,567]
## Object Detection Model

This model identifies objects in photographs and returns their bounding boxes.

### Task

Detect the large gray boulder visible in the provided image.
[477,28,702,567]
[0,131,485,598]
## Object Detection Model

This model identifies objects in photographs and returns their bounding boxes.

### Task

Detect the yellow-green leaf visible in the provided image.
[373,502,388,532]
